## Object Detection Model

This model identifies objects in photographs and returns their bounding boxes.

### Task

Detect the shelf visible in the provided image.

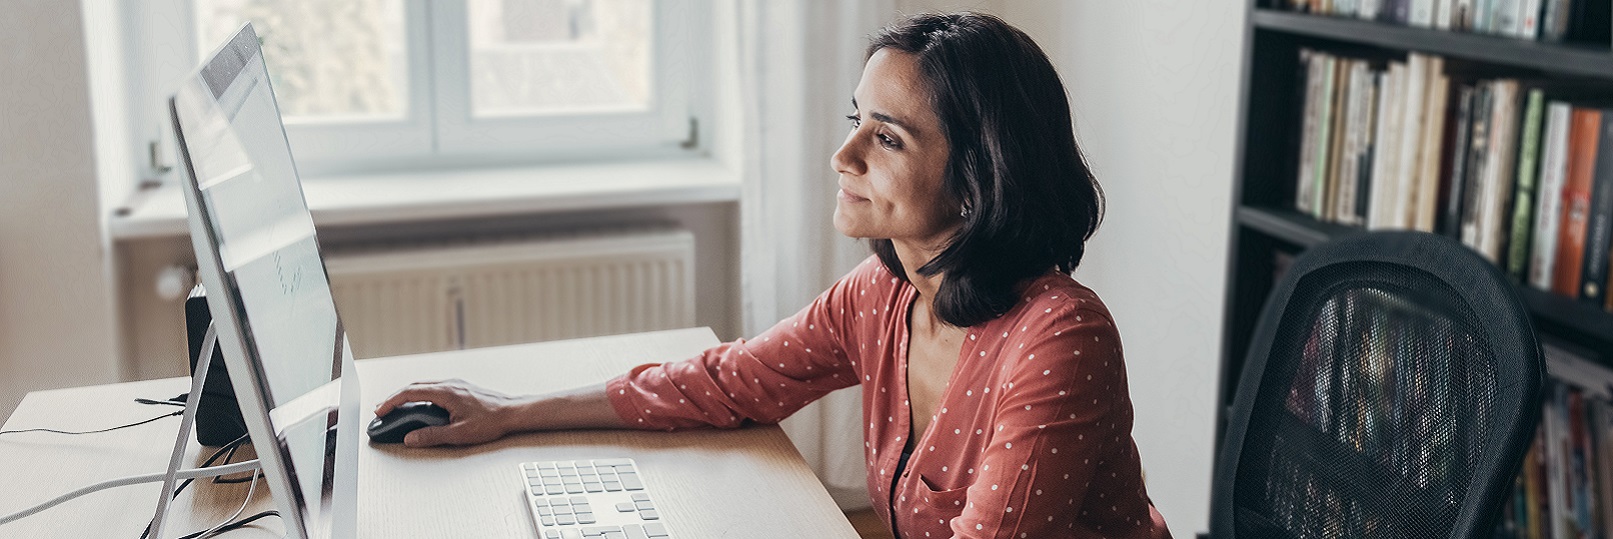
[1252,10,1613,79]
[1237,204,1613,353]
[1236,206,1358,248]
[1520,288,1613,354]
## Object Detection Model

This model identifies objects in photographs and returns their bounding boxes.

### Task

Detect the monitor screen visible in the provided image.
[171,23,359,539]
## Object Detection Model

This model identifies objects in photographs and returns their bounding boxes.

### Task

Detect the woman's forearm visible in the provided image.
[501,382,629,433]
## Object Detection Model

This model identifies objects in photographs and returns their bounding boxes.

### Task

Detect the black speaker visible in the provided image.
[186,285,249,447]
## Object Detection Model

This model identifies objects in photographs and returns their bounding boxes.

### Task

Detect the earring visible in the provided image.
[960,204,973,219]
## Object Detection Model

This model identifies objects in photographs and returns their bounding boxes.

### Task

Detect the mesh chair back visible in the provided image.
[1212,231,1543,539]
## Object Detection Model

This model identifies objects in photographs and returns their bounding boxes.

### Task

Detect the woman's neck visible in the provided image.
[892,238,950,333]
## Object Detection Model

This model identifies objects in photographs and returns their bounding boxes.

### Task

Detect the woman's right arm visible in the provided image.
[374,380,625,447]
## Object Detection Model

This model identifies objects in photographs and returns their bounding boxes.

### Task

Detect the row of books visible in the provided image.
[1292,48,1613,312]
[1280,0,1612,44]
[1496,345,1613,539]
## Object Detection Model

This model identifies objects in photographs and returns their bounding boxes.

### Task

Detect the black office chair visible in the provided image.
[1211,230,1543,538]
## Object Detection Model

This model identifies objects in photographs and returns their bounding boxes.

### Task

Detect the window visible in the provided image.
[127,0,709,178]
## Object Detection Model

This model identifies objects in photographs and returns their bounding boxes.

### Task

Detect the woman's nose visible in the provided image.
[831,132,866,176]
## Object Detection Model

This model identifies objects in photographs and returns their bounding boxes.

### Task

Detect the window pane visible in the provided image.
[467,0,653,117]
[195,0,407,122]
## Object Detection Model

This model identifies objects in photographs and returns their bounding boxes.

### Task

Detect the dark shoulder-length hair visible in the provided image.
[867,12,1103,328]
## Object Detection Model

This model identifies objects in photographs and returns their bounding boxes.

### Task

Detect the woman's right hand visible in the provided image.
[374,379,527,447]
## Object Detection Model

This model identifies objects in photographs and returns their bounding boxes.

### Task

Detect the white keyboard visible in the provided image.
[520,458,674,539]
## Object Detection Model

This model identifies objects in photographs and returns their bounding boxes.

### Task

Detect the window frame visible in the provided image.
[122,0,709,180]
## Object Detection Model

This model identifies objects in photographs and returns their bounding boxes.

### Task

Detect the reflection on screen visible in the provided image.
[173,31,342,539]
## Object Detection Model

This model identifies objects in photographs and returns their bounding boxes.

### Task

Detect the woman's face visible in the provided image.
[831,49,957,247]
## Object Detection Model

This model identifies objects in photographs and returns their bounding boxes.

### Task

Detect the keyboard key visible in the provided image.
[634,500,654,511]
[604,532,626,539]
[546,485,565,495]
[630,493,651,502]
[565,483,583,494]
[545,530,561,539]
[561,531,583,539]
[570,496,589,505]
[594,458,633,466]
[643,523,669,537]
[581,526,619,537]
[584,482,604,492]
[620,475,644,490]
[576,512,596,524]
[623,524,650,539]
[616,502,635,512]
[557,514,576,525]
[541,516,556,527]
[537,506,553,517]
[639,510,659,520]
[603,481,622,492]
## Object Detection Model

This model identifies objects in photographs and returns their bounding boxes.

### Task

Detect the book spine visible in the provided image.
[1552,107,1602,298]
[1543,0,1574,42]
[1495,0,1524,35]
[1316,55,1341,219]
[1297,50,1324,217]
[1518,0,1545,38]
[1443,84,1477,238]
[1370,63,1409,229]
[1456,0,1478,30]
[1357,70,1382,224]
[1508,89,1547,280]
[1435,0,1458,28]
[1476,0,1495,32]
[1462,83,1495,251]
[1531,102,1574,292]
[1336,62,1368,225]
[1411,0,1438,25]
[1577,111,1613,303]
[1480,80,1522,263]
[1396,55,1431,230]
[1325,59,1352,223]
[1415,64,1451,232]
[1362,0,1384,19]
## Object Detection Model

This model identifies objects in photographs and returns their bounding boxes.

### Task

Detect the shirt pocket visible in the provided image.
[907,473,970,527]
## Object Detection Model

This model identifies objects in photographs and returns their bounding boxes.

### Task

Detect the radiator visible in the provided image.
[323,227,696,359]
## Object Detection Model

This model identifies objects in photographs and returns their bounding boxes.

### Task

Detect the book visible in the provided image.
[1415,61,1451,232]
[1396,55,1432,230]
[1317,55,1342,219]
[1455,0,1477,30]
[1495,0,1524,36]
[1461,83,1495,252]
[1335,61,1371,226]
[1441,84,1477,238]
[1370,62,1409,229]
[1507,89,1548,281]
[1435,0,1457,29]
[1324,58,1352,222]
[1531,102,1575,292]
[1552,107,1602,298]
[1518,0,1545,38]
[1578,112,1613,304]
[1411,0,1437,25]
[1355,72,1383,226]
[1362,0,1384,19]
[1542,0,1575,42]
[1478,80,1522,263]
[1297,50,1326,218]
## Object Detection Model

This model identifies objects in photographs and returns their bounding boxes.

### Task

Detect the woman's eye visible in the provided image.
[845,114,860,130]
[877,133,899,149]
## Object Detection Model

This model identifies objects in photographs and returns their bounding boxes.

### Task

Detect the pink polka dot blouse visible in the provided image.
[607,257,1170,538]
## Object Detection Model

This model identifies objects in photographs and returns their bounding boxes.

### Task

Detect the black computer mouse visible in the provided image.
[367,401,451,444]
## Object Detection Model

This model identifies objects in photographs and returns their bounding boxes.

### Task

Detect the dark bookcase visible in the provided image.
[1217,0,1613,464]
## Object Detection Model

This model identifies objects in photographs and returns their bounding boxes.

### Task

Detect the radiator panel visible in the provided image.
[324,228,695,359]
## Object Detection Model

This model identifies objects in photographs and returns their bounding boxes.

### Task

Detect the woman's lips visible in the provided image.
[837,189,869,203]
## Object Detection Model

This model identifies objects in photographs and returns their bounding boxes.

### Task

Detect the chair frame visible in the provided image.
[1210,230,1543,539]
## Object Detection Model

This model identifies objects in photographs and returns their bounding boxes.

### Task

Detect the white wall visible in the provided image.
[0,1,121,417]
[997,2,1245,536]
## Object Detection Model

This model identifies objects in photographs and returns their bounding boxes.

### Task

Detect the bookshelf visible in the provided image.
[1217,0,1613,519]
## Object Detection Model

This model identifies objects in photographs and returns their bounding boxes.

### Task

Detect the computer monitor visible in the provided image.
[170,23,360,539]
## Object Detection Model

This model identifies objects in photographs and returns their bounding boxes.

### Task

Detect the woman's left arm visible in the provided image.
[951,304,1153,538]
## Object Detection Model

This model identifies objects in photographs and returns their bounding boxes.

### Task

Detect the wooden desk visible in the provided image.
[0,328,860,538]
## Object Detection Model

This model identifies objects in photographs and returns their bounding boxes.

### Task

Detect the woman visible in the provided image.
[378,12,1171,539]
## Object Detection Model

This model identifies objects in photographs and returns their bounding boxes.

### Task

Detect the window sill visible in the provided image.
[109,158,742,240]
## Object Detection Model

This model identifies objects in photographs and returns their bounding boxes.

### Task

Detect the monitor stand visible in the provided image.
[145,321,268,539]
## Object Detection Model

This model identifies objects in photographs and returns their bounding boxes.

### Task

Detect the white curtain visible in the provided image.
[727,0,896,510]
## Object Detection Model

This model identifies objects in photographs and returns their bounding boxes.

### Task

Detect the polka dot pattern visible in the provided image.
[604,257,1167,538]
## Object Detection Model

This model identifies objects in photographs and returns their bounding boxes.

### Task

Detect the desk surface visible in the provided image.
[0,328,860,538]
